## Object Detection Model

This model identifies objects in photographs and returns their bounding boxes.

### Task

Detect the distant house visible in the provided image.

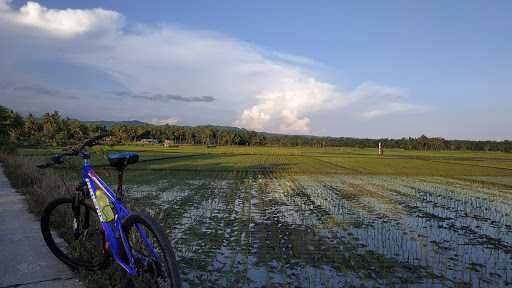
[163,139,174,147]
[140,138,159,144]
[104,136,114,145]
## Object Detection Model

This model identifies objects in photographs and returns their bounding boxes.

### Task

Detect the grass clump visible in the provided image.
[0,152,68,215]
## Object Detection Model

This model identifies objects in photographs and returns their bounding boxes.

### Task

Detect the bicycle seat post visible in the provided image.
[108,152,138,200]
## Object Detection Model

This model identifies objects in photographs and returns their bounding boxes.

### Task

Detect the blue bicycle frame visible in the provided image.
[81,158,158,276]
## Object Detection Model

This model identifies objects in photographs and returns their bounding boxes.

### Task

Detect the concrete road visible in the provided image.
[0,165,81,288]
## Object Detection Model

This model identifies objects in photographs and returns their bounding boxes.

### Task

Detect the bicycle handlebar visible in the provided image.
[37,131,109,169]
[76,133,108,153]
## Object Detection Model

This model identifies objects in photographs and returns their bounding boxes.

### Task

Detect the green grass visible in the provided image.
[17,144,512,177]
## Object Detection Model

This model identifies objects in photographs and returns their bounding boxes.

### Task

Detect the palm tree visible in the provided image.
[8,111,24,142]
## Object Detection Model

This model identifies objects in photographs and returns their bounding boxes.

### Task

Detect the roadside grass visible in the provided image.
[0,152,68,215]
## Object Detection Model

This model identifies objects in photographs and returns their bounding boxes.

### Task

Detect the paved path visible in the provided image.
[0,165,81,288]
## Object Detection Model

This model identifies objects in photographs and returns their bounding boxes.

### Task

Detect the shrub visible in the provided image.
[0,152,68,215]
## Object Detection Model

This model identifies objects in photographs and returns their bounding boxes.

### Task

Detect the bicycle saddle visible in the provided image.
[108,152,139,169]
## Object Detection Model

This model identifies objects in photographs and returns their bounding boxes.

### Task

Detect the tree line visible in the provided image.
[1,105,510,152]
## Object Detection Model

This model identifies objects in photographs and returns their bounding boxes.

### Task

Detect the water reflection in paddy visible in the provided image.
[125,174,512,287]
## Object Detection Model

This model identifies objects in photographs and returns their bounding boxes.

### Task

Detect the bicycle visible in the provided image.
[37,132,182,287]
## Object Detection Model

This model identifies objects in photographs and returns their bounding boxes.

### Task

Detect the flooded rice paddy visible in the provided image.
[125,174,512,287]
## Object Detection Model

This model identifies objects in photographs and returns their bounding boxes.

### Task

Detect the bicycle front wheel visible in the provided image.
[123,212,182,288]
[40,197,108,271]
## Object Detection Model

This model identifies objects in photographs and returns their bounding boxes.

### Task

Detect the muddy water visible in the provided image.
[125,175,512,287]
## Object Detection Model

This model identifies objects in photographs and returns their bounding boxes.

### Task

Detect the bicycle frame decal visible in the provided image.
[85,178,108,222]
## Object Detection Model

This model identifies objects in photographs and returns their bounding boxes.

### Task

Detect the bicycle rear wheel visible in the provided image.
[123,212,182,288]
[40,197,108,270]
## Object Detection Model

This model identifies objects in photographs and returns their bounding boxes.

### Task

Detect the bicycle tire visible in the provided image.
[40,197,108,271]
[123,212,182,288]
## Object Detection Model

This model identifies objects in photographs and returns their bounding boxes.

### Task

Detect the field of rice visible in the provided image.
[120,173,512,287]
[21,145,512,287]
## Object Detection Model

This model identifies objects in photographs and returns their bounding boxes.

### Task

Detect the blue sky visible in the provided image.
[0,0,511,139]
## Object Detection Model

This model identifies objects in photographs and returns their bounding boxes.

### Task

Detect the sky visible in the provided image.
[0,0,510,140]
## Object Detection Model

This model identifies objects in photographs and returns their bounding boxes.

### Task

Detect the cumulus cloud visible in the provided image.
[233,81,416,132]
[0,0,121,36]
[0,1,424,134]
[234,77,338,132]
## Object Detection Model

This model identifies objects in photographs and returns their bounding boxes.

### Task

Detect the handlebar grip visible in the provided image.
[37,153,66,169]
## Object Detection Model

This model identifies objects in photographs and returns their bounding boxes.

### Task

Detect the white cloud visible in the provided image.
[0,0,121,36]
[151,117,179,125]
[0,1,8,11]
[232,80,415,133]
[360,102,425,119]
[234,77,338,133]
[0,1,424,134]
[349,82,406,101]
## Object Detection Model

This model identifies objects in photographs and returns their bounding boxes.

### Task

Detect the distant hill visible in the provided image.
[84,121,315,138]
[196,124,249,133]
[82,120,152,127]
[196,125,287,138]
